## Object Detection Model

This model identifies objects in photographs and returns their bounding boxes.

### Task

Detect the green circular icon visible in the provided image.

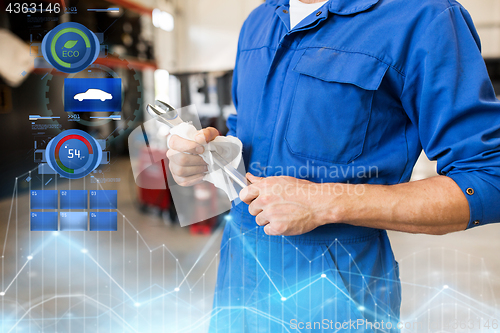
[42,22,100,73]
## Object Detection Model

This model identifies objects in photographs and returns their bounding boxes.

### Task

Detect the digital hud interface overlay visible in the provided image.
[1,1,500,333]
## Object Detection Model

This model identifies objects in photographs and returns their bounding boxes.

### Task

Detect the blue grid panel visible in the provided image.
[30,190,58,209]
[60,190,88,209]
[31,212,58,231]
[89,190,117,209]
[60,212,88,231]
[89,212,117,231]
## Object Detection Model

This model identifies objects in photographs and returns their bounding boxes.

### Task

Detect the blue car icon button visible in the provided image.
[74,89,113,102]
[64,78,122,112]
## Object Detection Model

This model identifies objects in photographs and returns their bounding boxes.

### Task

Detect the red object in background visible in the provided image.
[138,187,171,211]
[189,180,219,235]
[136,147,172,212]
[136,146,219,233]
[189,218,217,235]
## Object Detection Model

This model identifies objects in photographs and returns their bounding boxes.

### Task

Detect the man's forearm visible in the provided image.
[321,176,470,235]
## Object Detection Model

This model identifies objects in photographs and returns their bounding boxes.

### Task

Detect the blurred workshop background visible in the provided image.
[0,0,500,332]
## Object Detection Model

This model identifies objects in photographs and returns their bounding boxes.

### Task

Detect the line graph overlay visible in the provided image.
[0,171,499,332]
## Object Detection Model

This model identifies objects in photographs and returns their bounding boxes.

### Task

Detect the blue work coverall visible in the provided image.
[210,0,500,331]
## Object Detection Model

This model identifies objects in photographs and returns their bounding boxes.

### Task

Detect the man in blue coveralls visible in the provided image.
[167,0,500,331]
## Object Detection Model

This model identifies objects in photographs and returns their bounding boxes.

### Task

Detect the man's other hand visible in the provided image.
[239,173,333,236]
[166,127,219,186]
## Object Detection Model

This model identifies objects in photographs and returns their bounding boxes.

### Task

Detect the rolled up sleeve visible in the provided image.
[401,5,500,229]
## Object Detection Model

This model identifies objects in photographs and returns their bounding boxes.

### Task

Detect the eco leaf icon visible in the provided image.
[62,40,78,49]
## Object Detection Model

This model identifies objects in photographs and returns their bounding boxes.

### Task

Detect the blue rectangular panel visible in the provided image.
[60,212,88,231]
[89,190,117,209]
[64,78,121,112]
[30,190,58,210]
[90,212,118,231]
[60,190,88,209]
[31,212,58,231]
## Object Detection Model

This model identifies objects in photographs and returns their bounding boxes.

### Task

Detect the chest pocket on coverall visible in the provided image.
[286,47,390,165]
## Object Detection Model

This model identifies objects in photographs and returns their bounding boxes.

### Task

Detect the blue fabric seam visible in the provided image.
[251,228,382,244]
[241,45,406,78]
[292,57,388,90]
[300,46,405,77]
[263,46,296,168]
[397,121,411,184]
[240,46,277,53]
[329,3,378,16]
[254,233,382,245]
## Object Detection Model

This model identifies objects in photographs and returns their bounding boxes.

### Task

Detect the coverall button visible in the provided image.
[474,220,480,226]
[466,188,475,195]
[316,11,322,16]
[283,9,288,14]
